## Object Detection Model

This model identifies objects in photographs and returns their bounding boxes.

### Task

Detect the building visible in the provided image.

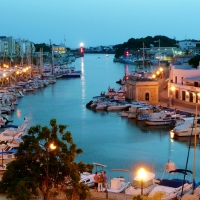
[178,40,196,50]
[0,36,15,55]
[126,78,159,104]
[52,44,66,55]
[168,63,200,105]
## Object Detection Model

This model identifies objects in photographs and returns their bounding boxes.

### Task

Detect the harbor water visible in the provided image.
[9,54,200,182]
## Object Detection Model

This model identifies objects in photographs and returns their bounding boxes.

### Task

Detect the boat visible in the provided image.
[80,172,95,187]
[136,106,154,121]
[95,102,108,111]
[61,70,82,78]
[118,111,130,117]
[0,119,28,142]
[145,111,182,126]
[171,120,200,137]
[106,102,129,111]
[106,169,131,193]
[125,171,156,196]
[148,169,194,200]
[80,162,107,188]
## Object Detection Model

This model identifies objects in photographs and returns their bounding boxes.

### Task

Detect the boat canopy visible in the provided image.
[93,162,107,168]
[110,168,129,173]
[169,169,193,175]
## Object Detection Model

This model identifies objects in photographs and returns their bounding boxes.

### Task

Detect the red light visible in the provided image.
[80,47,84,53]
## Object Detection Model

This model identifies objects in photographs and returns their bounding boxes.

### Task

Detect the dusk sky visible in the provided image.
[1,0,200,48]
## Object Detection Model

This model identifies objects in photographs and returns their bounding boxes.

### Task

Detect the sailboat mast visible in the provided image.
[192,103,197,193]
[40,48,43,75]
[49,39,54,74]
[143,42,145,71]
[159,39,160,67]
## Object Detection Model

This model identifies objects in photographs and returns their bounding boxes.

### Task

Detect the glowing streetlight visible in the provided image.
[80,42,84,47]
[138,168,146,195]
[152,74,156,79]
[159,67,163,72]
[170,86,175,91]
[49,143,56,150]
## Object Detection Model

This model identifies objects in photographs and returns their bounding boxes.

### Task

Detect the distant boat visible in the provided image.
[62,71,81,78]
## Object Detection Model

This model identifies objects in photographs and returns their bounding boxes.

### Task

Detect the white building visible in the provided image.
[178,40,196,50]
[168,63,200,104]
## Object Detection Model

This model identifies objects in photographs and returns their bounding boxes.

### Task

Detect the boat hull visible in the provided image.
[62,73,81,78]
[145,120,175,126]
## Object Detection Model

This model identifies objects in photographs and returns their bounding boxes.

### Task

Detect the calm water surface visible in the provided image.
[10,54,200,181]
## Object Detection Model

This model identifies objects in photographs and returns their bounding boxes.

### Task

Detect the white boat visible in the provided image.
[145,111,182,126]
[107,102,129,111]
[118,111,130,117]
[95,102,108,111]
[106,169,131,193]
[80,162,107,188]
[0,119,28,142]
[171,120,200,137]
[148,169,193,200]
[147,161,193,200]
[137,107,154,121]
[125,171,156,196]
[80,172,95,187]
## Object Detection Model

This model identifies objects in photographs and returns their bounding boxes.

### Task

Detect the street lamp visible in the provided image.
[41,142,57,199]
[170,86,175,106]
[138,168,146,195]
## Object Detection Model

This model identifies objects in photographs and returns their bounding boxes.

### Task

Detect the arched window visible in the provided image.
[145,93,149,101]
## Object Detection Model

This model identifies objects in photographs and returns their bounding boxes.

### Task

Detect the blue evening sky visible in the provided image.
[1,0,200,48]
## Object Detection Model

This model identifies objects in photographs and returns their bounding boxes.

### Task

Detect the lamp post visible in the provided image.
[170,86,175,106]
[138,168,146,195]
[43,142,56,200]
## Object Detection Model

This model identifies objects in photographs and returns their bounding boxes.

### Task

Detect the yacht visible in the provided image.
[125,171,156,196]
[145,111,182,126]
[148,169,193,200]
[171,120,200,137]
[106,169,131,193]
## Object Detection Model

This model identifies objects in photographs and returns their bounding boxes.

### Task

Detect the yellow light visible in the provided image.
[170,131,174,139]
[170,86,175,91]
[138,168,146,180]
[49,143,56,150]
[159,67,163,72]
[3,74,6,77]
[197,93,200,96]
[156,71,160,75]
[152,74,156,79]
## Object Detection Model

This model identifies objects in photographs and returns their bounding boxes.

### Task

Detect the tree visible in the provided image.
[188,55,200,68]
[0,119,93,200]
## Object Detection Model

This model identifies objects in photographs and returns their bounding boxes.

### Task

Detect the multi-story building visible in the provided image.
[0,36,15,55]
[52,45,66,55]
[168,63,200,105]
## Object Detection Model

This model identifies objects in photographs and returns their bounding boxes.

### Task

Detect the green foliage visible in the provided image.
[188,55,200,68]
[114,35,176,58]
[34,43,50,52]
[0,119,93,200]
